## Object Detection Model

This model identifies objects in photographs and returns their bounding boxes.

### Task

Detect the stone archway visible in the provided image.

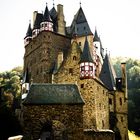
[39,120,68,140]
[40,121,54,140]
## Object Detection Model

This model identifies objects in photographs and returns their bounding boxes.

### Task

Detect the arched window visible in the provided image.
[73,56,77,60]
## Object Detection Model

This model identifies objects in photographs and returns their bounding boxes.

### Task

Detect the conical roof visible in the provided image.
[25,23,32,38]
[33,13,43,29]
[79,37,93,63]
[70,7,92,36]
[93,28,100,42]
[99,54,116,90]
[43,4,52,22]
[49,7,57,20]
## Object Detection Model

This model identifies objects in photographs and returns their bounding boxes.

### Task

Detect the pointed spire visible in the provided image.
[93,27,100,42]
[80,0,82,7]
[79,37,93,63]
[53,0,55,7]
[43,3,52,22]
[99,54,116,90]
[25,21,32,38]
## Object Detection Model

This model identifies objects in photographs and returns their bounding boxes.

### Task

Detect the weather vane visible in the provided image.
[80,0,82,7]
[53,0,55,7]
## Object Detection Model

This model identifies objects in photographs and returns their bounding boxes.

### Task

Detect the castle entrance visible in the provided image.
[40,121,54,140]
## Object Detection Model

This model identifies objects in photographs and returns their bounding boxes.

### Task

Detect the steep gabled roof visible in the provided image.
[23,84,84,105]
[70,7,92,36]
[25,23,32,38]
[43,4,52,22]
[93,28,100,42]
[33,13,43,29]
[79,37,93,63]
[75,7,87,24]
[99,54,116,91]
[49,7,57,20]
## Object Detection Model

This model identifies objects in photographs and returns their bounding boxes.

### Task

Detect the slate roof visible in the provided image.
[23,83,84,105]
[33,13,43,29]
[79,37,93,63]
[99,54,116,91]
[100,38,105,59]
[70,7,92,36]
[43,4,52,22]
[93,29,100,42]
[49,7,57,20]
[25,23,32,38]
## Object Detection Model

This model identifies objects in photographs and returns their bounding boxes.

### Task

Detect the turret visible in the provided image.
[32,12,43,38]
[24,22,32,46]
[79,37,95,79]
[93,28,101,57]
[40,3,53,32]
[57,4,66,35]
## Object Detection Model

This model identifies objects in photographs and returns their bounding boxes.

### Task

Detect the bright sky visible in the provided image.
[0,0,139,72]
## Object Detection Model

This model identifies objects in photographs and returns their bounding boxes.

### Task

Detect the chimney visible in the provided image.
[33,11,38,27]
[121,63,127,99]
[57,4,66,35]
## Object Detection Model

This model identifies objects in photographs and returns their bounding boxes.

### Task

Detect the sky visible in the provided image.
[0,0,140,72]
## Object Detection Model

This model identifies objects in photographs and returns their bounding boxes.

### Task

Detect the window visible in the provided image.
[73,56,77,60]
[102,120,104,128]
[69,68,73,75]
[81,66,84,71]
[109,98,112,105]
[83,26,86,30]
[81,84,84,88]
[120,98,122,105]
[79,42,81,46]
[99,103,101,109]
[121,116,123,122]
[89,66,93,71]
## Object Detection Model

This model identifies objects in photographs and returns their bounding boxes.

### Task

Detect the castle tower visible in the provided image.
[57,4,66,35]
[24,22,32,46]
[93,28,104,76]
[79,37,95,79]
[115,63,129,140]
[40,3,53,32]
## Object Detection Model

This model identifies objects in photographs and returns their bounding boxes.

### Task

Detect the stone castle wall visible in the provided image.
[24,31,71,83]
[54,40,110,130]
[22,105,84,140]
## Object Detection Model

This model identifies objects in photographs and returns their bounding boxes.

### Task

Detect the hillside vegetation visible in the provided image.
[112,57,140,136]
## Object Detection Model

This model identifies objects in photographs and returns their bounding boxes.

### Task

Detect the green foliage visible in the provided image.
[0,66,23,139]
[0,66,23,99]
[112,57,140,136]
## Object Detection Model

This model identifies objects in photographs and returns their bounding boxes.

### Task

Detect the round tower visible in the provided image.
[80,37,95,79]
[24,22,32,46]
[40,3,53,32]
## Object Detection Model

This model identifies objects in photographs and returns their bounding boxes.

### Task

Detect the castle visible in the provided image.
[20,2,128,140]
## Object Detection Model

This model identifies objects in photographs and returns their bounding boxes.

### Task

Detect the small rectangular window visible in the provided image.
[109,98,112,105]
[81,84,84,88]
[69,68,73,75]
